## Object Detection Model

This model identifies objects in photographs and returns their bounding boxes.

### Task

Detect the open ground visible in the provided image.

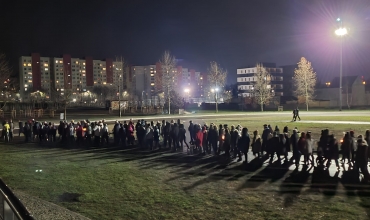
[1,110,370,219]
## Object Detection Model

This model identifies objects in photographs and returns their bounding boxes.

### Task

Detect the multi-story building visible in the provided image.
[132,65,156,100]
[237,63,283,97]
[19,54,52,98]
[20,53,130,100]
[131,64,207,100]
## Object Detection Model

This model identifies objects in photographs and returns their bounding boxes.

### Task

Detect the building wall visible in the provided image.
[19,55,51,98]
[315,77,366,107]
[237,65,283,97]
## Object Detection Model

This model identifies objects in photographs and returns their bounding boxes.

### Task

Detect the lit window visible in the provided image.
[23,63,26,66]
[45,68,48,71]
[83,63,85,65]
[44,63,48,67]
[61,88,64,91]
[60,61,63,64]
[25,88,27,91]
[103,82,106,85]
[56,60,59,63]
[151,83,155,86]
[27,63,31,66]
[76,61,79,64]
[103,68,106,70]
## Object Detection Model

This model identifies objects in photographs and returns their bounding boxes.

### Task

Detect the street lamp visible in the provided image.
[184,88,190,102]
[335,17,347,111]
[211,87,219,113]
[118,74,122,117]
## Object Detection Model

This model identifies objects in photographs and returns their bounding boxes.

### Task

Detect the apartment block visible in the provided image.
[19,53,52,98]
[237,63,283,97]
[20,53,130,100]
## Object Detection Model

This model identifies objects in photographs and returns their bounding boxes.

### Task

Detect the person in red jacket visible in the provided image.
[195,125,204,153]
[76,123,84,147]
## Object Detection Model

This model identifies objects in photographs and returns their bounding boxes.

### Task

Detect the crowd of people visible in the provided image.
[2,117,370,181]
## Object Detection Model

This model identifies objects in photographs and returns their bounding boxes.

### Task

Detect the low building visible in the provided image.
[315,76,366,107]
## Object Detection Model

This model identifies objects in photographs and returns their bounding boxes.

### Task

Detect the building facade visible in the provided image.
[20,54,52,98]
[237,63,283,97]
[20,53,129,100]
[131,63,207,100]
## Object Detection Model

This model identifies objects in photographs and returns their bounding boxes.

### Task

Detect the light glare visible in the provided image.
[335,27,347,36]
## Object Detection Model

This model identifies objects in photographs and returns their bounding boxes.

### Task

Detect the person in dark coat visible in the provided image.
[296,132,306,167]
[18,120,24,137]
[209,125,218,155]
[113,121,120,145]
[269,132,280,164]
[236,128,250,162]
[356,138,370,182]
[290,129,301,166]
[261,125,270,154]
[171,123,179,150]
[24,122,31,142]
[326,134,340,169]
[188,121,195,145]
[119,122,126,147]
[341,132,352,164]
[230,125,239,156]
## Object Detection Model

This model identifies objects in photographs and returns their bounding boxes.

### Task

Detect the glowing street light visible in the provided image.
[335,17,348,111]
[211,87,219,113]
[335,27,348,36]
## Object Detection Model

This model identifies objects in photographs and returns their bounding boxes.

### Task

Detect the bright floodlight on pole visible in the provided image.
[184,88,190,93]
[335,17,347,111]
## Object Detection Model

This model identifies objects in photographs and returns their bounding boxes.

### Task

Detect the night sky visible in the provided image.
[1,0,370,84]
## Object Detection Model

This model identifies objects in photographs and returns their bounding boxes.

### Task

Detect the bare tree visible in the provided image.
[208,61,227,112]
[251,63,274,111]
[222,91,232,104]
[159,51,176,114]
[52,88,73,120]
[293,57,317,111]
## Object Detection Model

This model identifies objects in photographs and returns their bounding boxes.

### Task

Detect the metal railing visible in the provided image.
[0,178,34,220]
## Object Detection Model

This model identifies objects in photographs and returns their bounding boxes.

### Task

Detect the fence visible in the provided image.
[0,178,34,220]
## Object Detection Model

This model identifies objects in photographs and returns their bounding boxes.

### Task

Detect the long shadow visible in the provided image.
[236,158,291,191]
[279,164,313,208]
[296,164,340,201]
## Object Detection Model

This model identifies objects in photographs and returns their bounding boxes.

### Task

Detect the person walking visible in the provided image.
[251,130,262,158]
[297,132,307,167]
[223,128,231,158]
[341,132,352,165]
[145,124,154,150]
[326,134,340,170]
[237,127,251,162]
[356,138,370,182]
[305,133,314,166]
[292,109,296,121]
[18,120,23,137]
[9,120,14,142]
[295,108,301,121]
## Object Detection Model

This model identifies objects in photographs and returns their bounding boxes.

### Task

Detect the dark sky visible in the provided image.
[1,0,370,84]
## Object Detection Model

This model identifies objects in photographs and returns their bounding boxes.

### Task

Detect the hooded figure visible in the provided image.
[237,128,251,162]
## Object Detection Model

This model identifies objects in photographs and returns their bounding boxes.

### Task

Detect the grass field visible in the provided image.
[1,114,370,219]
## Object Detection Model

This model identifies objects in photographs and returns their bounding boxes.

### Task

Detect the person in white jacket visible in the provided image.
[305,133,314,166]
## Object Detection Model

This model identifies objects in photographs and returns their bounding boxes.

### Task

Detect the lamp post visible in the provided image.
[118,74,122,117]
[184,88,190,102]
[335,18,347,111]
[211,88,219,113]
